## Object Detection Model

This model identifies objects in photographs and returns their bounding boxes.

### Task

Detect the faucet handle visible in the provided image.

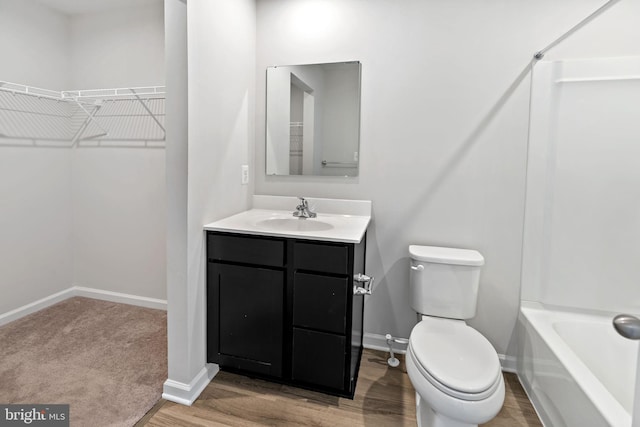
[297,196,308,207]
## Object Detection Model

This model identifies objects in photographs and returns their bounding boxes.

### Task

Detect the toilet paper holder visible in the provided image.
[353,273,374,295]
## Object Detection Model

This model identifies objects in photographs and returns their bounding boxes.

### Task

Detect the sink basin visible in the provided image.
[203,199,371,243]
[255,218,333,232]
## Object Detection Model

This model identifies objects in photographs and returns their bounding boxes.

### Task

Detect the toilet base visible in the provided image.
[406,333,505,427]
[416,393,478,427]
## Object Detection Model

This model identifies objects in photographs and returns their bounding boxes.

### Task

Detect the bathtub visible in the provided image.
[517,301,639,427]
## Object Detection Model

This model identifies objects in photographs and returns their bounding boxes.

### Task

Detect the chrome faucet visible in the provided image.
[293,197,316,219]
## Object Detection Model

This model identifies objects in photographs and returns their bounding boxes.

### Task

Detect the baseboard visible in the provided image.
[363,332,408,354]
[72,286,167,311]
[162,364,219,406]
[0,287,76,327]
[0,286,167,326]
[499,353,518,373]
[363,333,518,374]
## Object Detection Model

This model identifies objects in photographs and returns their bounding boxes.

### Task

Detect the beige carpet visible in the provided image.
[0,297,167,427]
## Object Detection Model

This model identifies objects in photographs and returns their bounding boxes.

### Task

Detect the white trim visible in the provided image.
[499,354,518,373]
[0,287,76,327]
[72,285,167,311]
[363,332,408,354]
[162,364,219,406]
[0,286,167,326]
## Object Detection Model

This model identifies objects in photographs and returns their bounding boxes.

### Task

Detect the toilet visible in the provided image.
[406,245,505,427]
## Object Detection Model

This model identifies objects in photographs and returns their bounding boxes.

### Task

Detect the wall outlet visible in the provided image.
[241,165,249,185]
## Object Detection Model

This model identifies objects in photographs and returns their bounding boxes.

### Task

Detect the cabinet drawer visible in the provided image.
[208,233,284,267]
[293,242,349,274]
[292,328,345,390]
[293,272,347,334]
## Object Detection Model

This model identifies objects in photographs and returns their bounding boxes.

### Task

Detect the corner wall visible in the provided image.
[0,0,73,315]
[69,2,165,89]
[0,0,167,316]
[163,0,256,404]
[0,0,71,89]
[68,2,167,301]
[164,0,192,398]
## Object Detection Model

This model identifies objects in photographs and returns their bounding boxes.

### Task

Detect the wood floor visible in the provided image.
[138,349,541,426]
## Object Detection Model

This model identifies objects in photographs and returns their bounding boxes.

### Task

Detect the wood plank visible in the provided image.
[140,349,541,426]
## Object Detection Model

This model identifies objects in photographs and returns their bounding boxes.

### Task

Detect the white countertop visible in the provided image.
[204,209,370,243]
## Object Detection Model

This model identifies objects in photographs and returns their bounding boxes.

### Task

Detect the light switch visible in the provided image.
[241,165,249,185]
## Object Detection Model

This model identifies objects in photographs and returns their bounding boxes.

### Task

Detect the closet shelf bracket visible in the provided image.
[69,98,108,144]
[130,88,166,137]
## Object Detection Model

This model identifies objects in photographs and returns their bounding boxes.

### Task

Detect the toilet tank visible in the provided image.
[409,245,484,320]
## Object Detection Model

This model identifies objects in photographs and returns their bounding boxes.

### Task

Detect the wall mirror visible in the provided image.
[265,61,361,177]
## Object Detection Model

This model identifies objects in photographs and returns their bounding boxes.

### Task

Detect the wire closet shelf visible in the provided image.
[0,81,166,145]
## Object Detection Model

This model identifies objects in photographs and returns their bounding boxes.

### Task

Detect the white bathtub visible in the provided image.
[517,301,639,427]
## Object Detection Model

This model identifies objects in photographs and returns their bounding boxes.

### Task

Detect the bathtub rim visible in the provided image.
[518,300,634,427]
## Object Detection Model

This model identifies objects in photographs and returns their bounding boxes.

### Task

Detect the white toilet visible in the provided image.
[406,245,505,427]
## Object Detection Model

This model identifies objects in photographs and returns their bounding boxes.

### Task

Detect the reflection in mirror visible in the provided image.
[266,61,361,176]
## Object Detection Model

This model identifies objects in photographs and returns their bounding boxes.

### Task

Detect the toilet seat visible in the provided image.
[408,317,502,401]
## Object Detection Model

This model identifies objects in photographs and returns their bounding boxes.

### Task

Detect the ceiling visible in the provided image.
[35,0,162,15]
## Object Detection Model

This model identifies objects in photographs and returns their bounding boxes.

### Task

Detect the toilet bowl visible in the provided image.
[406,245,505,427]
[406,317,505,427]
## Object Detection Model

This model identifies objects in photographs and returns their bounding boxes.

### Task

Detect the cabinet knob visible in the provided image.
[353,273,374,295]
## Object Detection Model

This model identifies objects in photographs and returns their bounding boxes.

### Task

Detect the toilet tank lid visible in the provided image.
[409,245,484,266]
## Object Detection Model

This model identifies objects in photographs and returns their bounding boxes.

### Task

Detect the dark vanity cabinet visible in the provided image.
[206,231,366,398]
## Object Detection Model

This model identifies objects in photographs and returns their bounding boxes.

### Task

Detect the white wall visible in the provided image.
[163,0,256,403]
[254,0,640,357]
[72,148,166,299]
[68,2,167,300]
[164,0,190,390]
[0,0,71,89]
[186,0,256,295]
[69,2,165,89]
[0,147,73,315]
[0,0,73,315]
[186,0,255,370]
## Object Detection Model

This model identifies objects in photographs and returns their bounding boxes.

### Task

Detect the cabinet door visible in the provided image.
[208,263,284,376]
[292,328,346,390]
[293,272,348,334]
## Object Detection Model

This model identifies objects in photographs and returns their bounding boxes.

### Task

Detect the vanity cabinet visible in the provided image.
[206,231,366,398]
